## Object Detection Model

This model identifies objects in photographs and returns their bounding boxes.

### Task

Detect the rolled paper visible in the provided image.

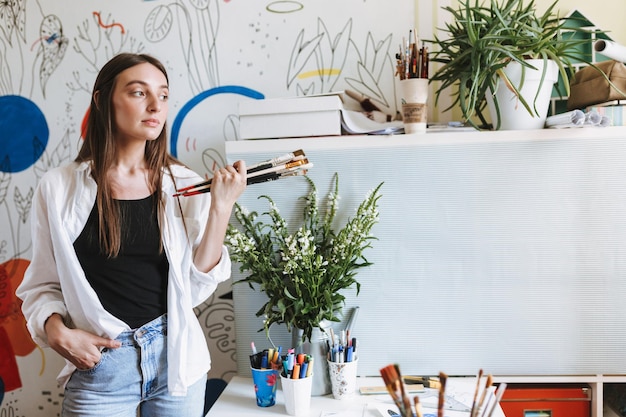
[595,40,626,63]
[544,109,585,128]
[584,110,602,125]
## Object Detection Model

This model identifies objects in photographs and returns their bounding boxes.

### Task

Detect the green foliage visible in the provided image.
[428,0,600,129]
[226,174,383,342]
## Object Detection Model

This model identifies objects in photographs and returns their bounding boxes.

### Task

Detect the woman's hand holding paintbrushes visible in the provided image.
[173,149,312,197]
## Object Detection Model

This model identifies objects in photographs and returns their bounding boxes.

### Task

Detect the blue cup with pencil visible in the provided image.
[326,329,358,399]
[280,348,314,416]
[249,343,281,407]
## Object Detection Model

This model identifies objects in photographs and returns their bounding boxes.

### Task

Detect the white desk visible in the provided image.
[206,376,506,416]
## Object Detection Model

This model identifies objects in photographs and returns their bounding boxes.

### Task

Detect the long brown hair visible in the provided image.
[76,53,179,257]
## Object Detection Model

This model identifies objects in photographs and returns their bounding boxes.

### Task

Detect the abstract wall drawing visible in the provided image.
[285,17,398,115]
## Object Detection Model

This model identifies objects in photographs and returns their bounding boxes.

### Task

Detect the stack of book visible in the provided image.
[237,91,403,140]
[238,93,344,139]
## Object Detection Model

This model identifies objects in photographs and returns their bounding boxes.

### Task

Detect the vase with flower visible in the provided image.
[226,173,382,395]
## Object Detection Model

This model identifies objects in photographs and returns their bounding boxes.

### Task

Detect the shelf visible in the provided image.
[492,375,626,417]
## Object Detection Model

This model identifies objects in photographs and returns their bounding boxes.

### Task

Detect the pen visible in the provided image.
[305,357,313,377]
[273,346,282,364]
[299,362,308,379]
[287,349,295,373]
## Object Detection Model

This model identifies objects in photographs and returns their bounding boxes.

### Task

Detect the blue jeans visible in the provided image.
[62,315,206,417]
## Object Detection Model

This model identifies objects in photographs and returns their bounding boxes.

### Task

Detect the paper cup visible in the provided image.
[251,367,279,407]
[280,373,313,416]
[327,358,358,400]
[399,78,429,133]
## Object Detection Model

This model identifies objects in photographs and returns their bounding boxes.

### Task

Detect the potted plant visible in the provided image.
[225,174,382,343]
[428,0,600,130]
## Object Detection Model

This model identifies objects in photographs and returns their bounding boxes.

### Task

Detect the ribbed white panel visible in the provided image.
[226,128,626,378]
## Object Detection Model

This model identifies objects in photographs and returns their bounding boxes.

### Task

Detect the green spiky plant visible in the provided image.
[429,0,602,129]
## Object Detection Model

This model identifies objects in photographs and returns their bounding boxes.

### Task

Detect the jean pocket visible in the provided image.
[76,347,111,374]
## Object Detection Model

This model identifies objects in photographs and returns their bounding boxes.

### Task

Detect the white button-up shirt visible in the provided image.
[16,161,231,396]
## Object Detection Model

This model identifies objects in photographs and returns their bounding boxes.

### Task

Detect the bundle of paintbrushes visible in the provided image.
[469,369,507,417]
[380,364,442,417]
[173,149,312,197]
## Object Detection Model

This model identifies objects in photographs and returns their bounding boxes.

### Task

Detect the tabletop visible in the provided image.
[206,375,506,417]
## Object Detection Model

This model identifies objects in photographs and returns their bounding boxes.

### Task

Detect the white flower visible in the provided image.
[225,174,383,341]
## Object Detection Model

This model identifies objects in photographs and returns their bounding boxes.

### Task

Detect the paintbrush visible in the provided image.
[475,374,493,417]
[345,89,382,112]
[437,372,448,417]
[414,395,423,417]
[380,365,409,417]
[394,364,413,417]
[469,369,484,417]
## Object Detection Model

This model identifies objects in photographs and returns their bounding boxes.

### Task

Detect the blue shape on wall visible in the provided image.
[170,86,263,157]
[0,95,49,173]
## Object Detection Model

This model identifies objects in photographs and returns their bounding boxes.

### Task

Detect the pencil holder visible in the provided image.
[327,358,358,400]
[398,78,429,133]
[280,373,313,415]
[250,367,279,407]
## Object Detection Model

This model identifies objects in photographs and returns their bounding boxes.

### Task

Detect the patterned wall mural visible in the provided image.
[0,0,417,415]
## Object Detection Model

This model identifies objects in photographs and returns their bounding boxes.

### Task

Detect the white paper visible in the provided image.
[340,109,404,134]
[585,109,602,125]
[544,109,585,128]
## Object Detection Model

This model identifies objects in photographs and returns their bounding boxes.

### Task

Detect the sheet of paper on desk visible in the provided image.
[321,403,404,417]
[371,403,470,417]
[320,405,369,417]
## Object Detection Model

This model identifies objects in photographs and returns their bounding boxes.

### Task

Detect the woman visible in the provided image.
[16,53,246,416]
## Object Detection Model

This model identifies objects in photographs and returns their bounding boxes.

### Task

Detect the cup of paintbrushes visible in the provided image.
[398,78,429,134]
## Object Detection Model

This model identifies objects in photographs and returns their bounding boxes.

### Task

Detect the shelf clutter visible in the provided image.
[237,91,404,140]
[556,58,626,128]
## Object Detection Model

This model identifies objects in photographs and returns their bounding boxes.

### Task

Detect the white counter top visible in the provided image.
[206,376,506,417]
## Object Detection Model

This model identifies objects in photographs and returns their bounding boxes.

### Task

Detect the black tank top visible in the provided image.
[73,193,169,328]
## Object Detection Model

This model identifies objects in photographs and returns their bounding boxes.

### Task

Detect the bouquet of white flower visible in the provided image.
[226,173,383,342]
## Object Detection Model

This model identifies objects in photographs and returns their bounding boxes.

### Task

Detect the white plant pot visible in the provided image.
[486,59,559,130]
